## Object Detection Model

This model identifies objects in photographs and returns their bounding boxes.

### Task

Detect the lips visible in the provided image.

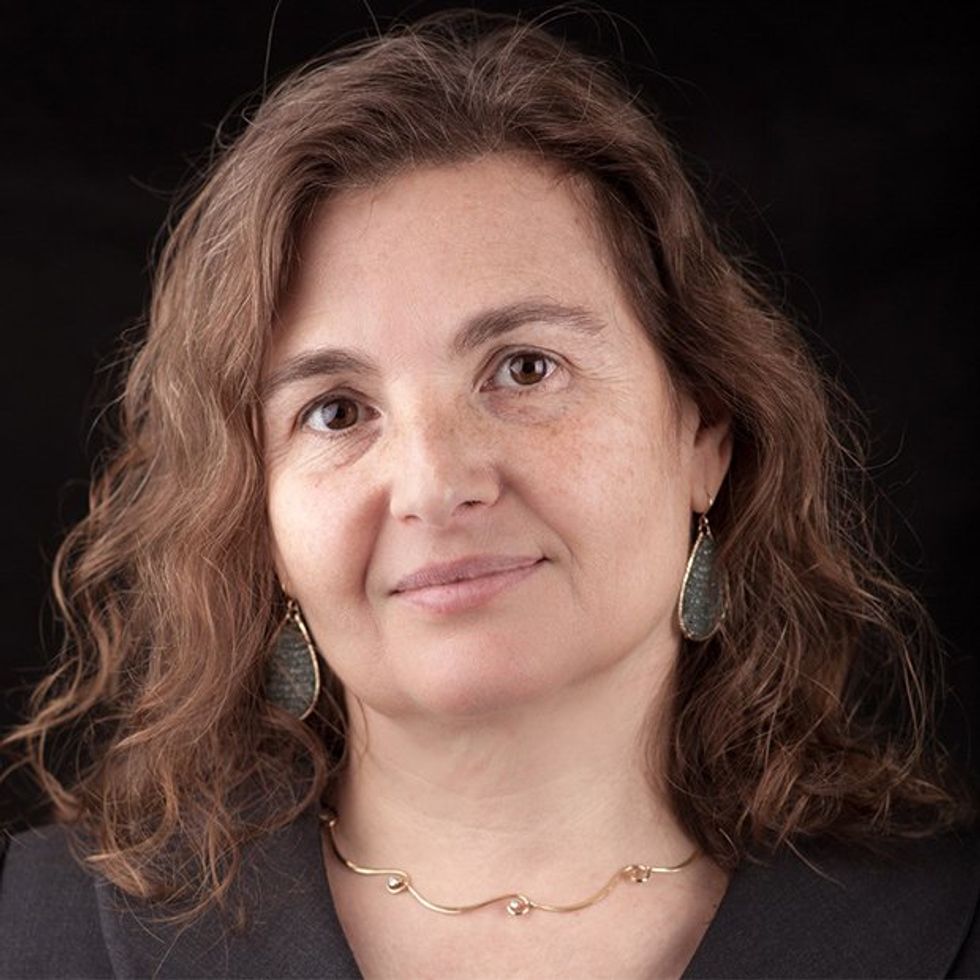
[392,554,543,594]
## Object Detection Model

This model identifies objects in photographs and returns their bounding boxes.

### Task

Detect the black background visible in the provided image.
[2,2,978,821]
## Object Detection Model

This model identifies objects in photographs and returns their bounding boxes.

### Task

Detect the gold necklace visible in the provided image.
[319,808,701,917]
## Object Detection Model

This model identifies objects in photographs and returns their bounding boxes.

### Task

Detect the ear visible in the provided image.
[690,409,733,512]
[269,540,294,597]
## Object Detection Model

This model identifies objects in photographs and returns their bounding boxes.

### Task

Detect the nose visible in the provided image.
[387,395,500,527]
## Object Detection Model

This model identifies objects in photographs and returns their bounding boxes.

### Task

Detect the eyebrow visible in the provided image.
[261,298,607,401]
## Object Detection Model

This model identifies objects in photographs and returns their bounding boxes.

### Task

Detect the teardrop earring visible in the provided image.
[677,495,728,642]
[264,597,322,720]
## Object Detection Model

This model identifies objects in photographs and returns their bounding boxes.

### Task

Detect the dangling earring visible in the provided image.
[264,596,322,720]
[677,494,728,642]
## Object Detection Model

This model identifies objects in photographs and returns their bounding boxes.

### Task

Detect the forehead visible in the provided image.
[272,153,629,355]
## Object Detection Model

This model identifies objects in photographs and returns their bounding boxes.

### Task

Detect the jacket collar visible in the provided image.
[683,828,980,978]
[96,806,980,979]
[95,805,361,979]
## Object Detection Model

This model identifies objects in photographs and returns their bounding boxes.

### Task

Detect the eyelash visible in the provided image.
[298,348,562,437]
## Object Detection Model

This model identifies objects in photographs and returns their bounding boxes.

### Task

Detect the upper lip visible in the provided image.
[392,554,543,594]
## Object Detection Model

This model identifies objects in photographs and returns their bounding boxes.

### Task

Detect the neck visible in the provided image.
[324,643,698,905]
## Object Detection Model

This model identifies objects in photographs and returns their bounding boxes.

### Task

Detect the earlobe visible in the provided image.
[271,550,293,598]
[266,534,294,597]
[692,411,733,512]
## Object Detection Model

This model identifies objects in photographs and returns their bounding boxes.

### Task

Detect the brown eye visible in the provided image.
[304,397,361,433]
[495,350,558,390]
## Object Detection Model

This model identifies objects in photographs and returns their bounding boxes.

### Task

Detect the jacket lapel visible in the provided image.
[682,829,980,978]
[95,805,362,978]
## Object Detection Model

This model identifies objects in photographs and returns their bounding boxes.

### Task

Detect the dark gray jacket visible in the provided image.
[2,805,979,978]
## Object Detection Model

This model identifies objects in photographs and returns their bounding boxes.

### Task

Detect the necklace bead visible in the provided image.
[506,895,531,916]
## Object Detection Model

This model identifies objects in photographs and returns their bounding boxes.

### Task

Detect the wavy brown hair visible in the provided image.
[2,6,975,930]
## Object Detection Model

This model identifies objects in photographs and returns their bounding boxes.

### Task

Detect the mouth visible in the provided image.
[392,554,544,594]
[392,558,547,614]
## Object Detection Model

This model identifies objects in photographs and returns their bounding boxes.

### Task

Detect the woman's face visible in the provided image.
[262,153,730,720]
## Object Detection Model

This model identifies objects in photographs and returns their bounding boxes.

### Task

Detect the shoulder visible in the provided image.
[0,821,99,902]
[685,826,980,978]
[1,805,362,979]
[0,822,114,978]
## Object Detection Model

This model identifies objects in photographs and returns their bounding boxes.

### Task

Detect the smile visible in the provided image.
[393,559,546,614]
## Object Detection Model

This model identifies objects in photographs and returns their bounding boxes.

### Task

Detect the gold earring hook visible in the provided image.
[697,491,715,537]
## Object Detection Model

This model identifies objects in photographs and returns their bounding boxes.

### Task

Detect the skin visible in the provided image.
[261,152,732,973]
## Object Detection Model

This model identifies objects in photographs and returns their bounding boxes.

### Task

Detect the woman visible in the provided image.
[1,8,977,978]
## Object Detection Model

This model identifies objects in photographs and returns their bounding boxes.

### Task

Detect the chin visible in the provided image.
[401,640,565,720]
[421,684,546,719]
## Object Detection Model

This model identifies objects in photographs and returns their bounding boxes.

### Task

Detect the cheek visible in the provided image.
[556,396,678,511]
[541,402,689,593]
[266,467,357,598]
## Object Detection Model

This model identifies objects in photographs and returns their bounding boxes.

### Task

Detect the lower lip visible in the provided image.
[394,560,546,614]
